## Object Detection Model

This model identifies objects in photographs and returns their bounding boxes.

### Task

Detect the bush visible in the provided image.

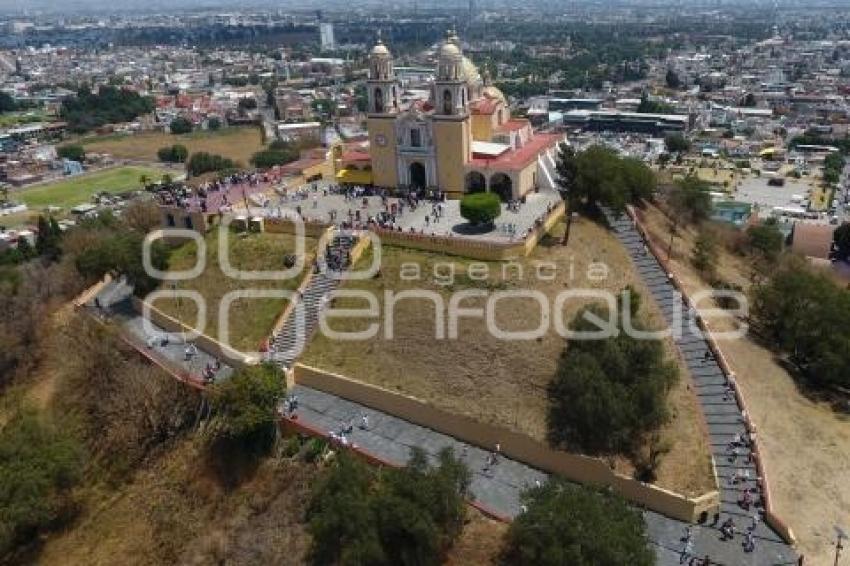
[0,406,83,555]
[187,152,236,177]
[207,363,285,450]
[459,192,501,226]
[547,294,678,455]
[251,148,299,169]
[664,133,690,153]
[308,448,470,566]
[208,117,222,130]
[57,144,85,162]
[692,228,718,279]
[752,259,850,389]
[501,480,653,566]
[156,144,188,163]
[170,117,193,135]
[74,222,167,296]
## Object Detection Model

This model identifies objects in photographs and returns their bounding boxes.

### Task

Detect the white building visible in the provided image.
[319,23,335,51]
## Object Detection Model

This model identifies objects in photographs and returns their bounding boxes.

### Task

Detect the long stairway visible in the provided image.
[604,208,796,563]
[269,232,356,368]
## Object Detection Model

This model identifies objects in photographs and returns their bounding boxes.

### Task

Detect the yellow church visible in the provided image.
[363,30,562,201]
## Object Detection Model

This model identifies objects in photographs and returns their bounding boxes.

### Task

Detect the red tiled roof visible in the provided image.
[467,133,560,171]
[341,150,371,162]
[470,97,500,115]
[495,119,529,133]
[280,157,326,173]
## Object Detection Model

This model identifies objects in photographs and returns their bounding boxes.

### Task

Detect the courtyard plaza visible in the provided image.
[236,182,563,243]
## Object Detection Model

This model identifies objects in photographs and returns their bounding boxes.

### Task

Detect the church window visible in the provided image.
[374,88,384,113]
[410,128,422,147]
[443,89,453,114]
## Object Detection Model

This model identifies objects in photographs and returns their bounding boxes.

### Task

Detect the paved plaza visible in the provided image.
[245,186,562,243]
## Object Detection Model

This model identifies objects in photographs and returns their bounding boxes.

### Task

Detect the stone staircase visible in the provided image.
[268,231,357,368]
[603,208,791,552]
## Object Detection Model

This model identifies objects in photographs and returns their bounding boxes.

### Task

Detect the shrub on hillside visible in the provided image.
[57,144,85,163]
[459,192,501,226]
[0,406,83,556]
[308,448,469,566]
[170,117,193,135]
[752,258,850,389]
[206,363,285,453]
[501,480,654,566]
[187,152,236,177]
[156,144,189,163]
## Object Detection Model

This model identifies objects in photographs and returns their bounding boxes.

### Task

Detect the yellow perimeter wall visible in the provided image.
[294,363,719,523]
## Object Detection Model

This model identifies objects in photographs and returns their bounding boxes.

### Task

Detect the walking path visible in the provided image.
[604,209,796,565]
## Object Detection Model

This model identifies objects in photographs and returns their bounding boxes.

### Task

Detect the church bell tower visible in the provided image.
[366,32,399,188]
[432,29,472,197]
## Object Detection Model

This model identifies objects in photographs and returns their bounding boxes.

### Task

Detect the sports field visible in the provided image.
[77,126,265,167]
[14,165,170,210]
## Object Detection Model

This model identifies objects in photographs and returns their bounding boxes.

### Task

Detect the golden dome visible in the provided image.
[481,85,505,103]
[439,41,462,61]
[371,40,390,57]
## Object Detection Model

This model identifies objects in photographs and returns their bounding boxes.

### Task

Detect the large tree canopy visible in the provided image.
[548,295,678,455]
[502,480,654,566]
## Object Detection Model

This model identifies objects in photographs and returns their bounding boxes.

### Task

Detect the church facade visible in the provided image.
[365,31,561,201]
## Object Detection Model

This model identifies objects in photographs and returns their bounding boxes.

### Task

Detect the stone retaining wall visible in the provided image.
[294,362,720,523]
[628,204,796,545]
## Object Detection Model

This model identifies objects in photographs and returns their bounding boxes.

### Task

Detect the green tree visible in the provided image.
[692,228,718,280]
[501,480,654,566]
[74,226,167,296]
[460,193,501,226]
[308,448,470,566]
[752,259,850,389]
[665,68,681,89]
[56,144,86,162]
[169,117,193,135]
[667,175,712,226]
[59,85,154,134]
[664,133,690,153]
[187,152,236,177]
[156,144,188,163]
[206,363,285,452]
[35,215,62,261]
[208,116,222,131]
[547,297,678,455]
[0,91,17,113]
[746,219,783,268]
[555,143,579,244]
[0,406,83,555]
[833,222,850,261]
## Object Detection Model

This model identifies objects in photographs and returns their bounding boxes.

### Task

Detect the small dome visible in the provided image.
[481,85,505,103]
[371,41,390,57]
[439,41,462,61]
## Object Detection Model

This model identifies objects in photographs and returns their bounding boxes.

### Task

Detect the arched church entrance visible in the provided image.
[409,162,427,189]
[465,171,486,194]
[490,173,513,202]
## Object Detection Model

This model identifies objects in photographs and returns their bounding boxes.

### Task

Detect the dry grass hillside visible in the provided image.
[640,202,850,565]
[302,219,714,497]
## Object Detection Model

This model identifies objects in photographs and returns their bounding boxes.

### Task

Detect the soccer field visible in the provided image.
[77,126,265,167]
[14,165,172,210]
